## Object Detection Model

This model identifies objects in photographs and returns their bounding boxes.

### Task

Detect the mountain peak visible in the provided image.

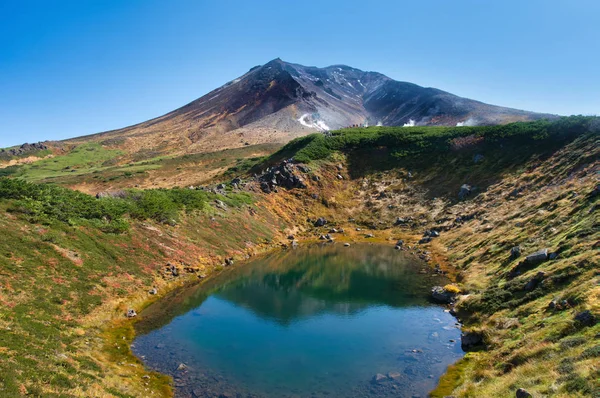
[72,60,557,156]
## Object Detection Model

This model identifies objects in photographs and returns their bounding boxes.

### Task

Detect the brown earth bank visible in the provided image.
[0,122,598,397]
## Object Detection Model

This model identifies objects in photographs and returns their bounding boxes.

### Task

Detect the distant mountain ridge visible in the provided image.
[67,58,556,156]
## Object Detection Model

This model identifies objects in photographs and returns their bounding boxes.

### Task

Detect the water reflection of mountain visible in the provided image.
[135,244,449,333]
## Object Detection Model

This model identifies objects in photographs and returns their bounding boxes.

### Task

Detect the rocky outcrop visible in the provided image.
[0,142,48,159]
[258,160,307,193]
[432,286,457,304]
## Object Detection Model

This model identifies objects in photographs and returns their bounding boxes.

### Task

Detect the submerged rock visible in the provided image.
[387,371,402,380]
[371,373,387,384]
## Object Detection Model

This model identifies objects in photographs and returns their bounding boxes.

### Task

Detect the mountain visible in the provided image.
[68,58,556,156]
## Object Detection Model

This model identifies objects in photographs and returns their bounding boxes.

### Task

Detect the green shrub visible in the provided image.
[268,116,597,164]
[0,178,254,232]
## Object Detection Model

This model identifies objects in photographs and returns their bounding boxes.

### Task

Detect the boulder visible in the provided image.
[461,331,484,350]
[314,217,327,227]
[419,237,432,244]
[431,286,456,304]
[126,309,137,318]
[516,388,532,398]
[458,184,472,200]
[525,249,548,264]
[510,246,522,259]
[365,233,374,238]
[148,288,158,295]
[344,243,350,247]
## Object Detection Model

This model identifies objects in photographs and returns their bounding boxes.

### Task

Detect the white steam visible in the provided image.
[403,119,416,127]
[298,113,330,132]
[457,118,478,127]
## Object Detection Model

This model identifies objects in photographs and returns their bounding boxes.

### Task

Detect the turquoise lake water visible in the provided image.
[132,244,463,397]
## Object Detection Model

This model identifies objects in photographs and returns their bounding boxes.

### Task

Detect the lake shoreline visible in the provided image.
[126,239,465,398]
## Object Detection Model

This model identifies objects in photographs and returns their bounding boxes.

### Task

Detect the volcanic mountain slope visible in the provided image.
[68,58,556,157]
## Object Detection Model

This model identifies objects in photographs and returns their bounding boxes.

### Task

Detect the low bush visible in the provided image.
[0,178,253,232]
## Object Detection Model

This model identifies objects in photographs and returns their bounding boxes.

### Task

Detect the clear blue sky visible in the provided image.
[1,0,598,147]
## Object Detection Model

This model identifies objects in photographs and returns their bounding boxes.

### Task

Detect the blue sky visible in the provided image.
[1,0,598,147]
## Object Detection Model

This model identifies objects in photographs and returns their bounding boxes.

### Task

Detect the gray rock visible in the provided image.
[458,184,472,200]
[394,217,407,225]
[525,249,548,264]
[419,237,432,244]
[549,252,559,260]
[224,257,234,266]
[126,309,137,318]
[365,233,374,238]
[510,246,522,259]
[516,388,532,398]
[148,288,158,295]
[314,217,327,227]
[329,228,338,233]
[336,174,344,180]
[344,243,351,247]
